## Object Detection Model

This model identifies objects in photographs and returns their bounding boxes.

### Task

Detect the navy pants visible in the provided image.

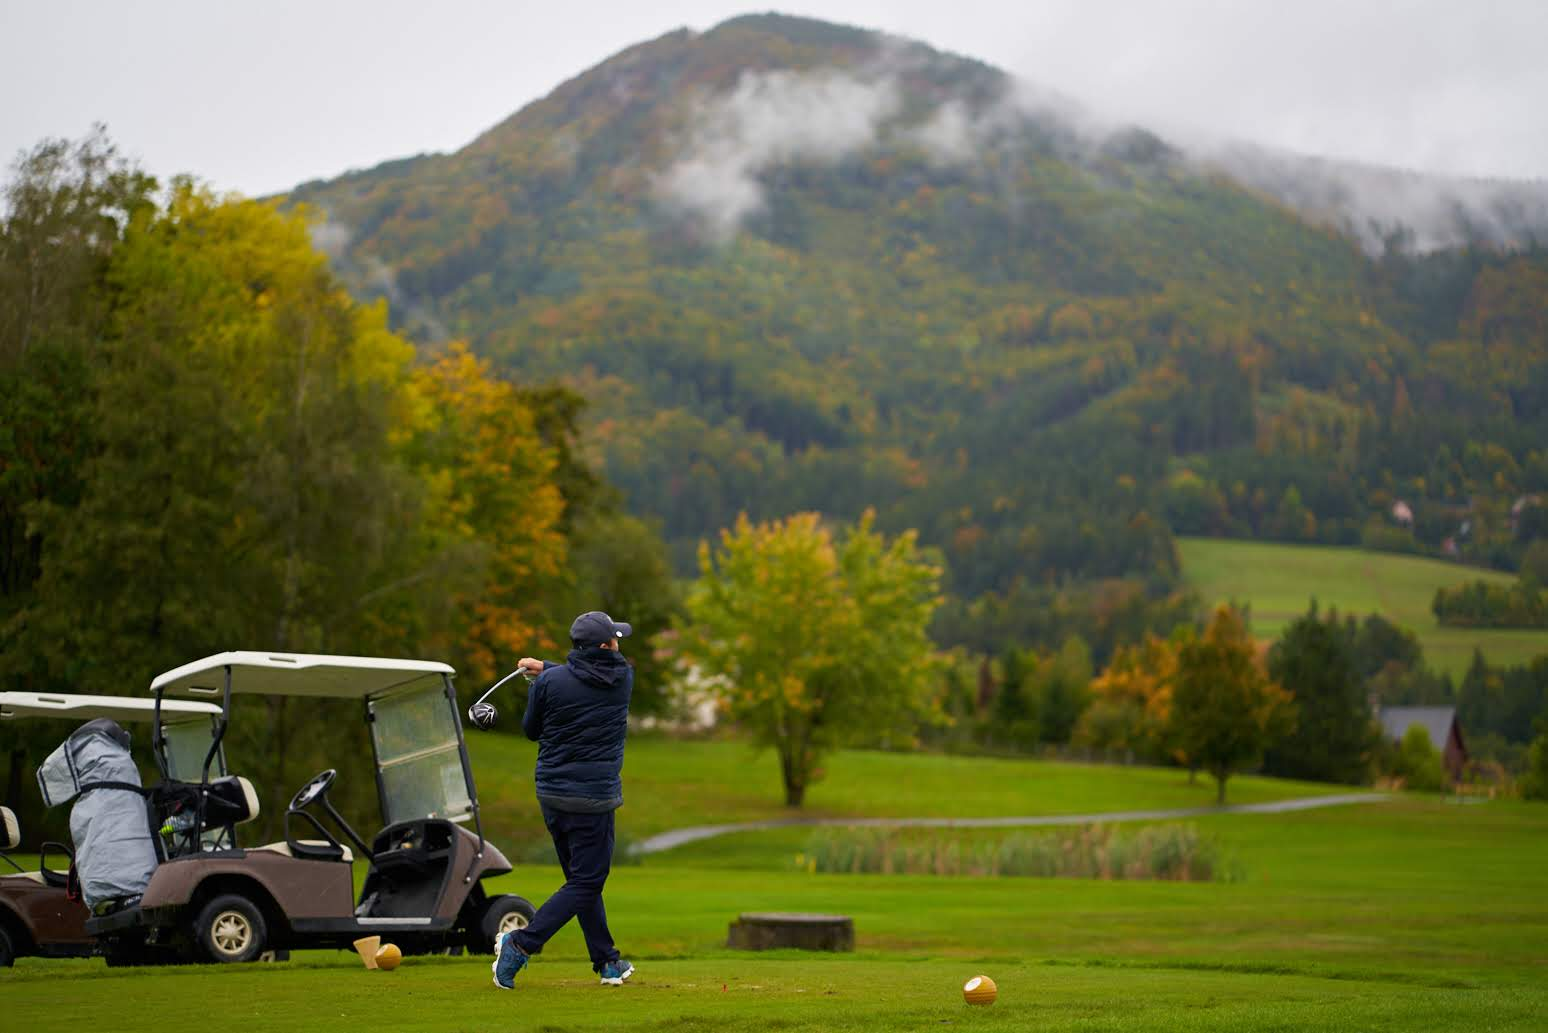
[512,805,621,971]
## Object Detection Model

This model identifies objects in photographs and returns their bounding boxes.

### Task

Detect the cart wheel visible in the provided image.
[0,923,14,967]
[475,895,536,953]
[192,894,267,963]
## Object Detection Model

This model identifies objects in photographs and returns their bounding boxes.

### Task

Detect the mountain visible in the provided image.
[286,13,1548,637]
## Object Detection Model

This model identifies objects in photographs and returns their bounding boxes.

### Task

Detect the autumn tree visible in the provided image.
[15,184,442,824]
[399,343,567,684]
[682,511,942,806]
[1075,633,1181,762]
[1169,606,1295,803]
[0,130,682,838]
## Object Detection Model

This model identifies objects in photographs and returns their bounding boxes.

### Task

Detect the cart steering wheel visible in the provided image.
[289,768,337,812]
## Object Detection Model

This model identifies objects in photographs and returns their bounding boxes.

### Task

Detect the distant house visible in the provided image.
[1377,706,1468,781]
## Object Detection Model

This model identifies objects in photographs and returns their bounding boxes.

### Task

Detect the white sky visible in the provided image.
[2,1,1545,197]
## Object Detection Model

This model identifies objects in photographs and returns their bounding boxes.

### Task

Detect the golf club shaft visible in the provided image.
[474,667,533,707]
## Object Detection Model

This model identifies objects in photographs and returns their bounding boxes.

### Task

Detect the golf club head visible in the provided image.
[468,701,499,730]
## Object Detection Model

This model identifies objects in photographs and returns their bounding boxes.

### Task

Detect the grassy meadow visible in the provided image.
[1179,537,1548,676]
[468,732,1343,852]
[7,748,1546,1032]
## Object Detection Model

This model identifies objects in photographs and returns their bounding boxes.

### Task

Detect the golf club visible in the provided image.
[467,667,535,730]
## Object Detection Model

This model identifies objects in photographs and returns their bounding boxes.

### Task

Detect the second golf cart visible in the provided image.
[86,652,533,963]
[0,690,227,966]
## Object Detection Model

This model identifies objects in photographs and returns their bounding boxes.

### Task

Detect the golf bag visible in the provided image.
[36,718,158,910]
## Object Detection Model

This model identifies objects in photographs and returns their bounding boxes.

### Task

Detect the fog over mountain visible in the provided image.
[283,13,1547,610]
[651,43,1548,254]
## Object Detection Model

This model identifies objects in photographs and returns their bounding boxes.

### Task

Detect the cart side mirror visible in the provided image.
[1,806,18,850]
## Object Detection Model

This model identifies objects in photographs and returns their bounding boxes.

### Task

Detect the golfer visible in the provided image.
[493,610,635,990]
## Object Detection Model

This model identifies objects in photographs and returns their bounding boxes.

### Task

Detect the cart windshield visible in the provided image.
[369,678,473,825]
[162,717,225,781]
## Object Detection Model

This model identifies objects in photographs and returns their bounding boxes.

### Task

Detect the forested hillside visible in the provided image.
[278,14,1543,648]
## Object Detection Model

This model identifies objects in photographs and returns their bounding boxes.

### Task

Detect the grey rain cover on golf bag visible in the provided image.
[36,718,158,908]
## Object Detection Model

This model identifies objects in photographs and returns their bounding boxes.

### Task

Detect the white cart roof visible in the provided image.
[0,691,221,724]
[151,652,454,700]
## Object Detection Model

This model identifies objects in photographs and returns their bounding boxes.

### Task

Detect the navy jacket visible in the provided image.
[523,646,632,812]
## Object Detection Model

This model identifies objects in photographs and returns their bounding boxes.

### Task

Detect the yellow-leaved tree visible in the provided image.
[1168,606,1296,803]
[1074,632,1182,762]
[682,510,942,806]
[398,342,568,683]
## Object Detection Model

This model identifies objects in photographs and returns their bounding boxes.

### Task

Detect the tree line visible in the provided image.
[677,509,1546,807]
[0,133,676,839]
[1433,572,1548,629]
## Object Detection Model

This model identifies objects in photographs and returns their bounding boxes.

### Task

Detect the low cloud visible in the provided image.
[654,68,905,239]
[308,216,450,341]
[656,63,1548,254]
[1194,142,1548,252]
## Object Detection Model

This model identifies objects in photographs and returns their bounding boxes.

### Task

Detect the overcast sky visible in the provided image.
[3,1,1545,197]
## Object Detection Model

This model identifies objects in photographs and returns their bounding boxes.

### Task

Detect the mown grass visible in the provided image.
[8,955,1544,1032]
[7,787,1546,1031]
[470,731,1344,851]
[1179,536,1548,676]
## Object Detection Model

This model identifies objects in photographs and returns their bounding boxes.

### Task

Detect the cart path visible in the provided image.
[630,791,1387,855]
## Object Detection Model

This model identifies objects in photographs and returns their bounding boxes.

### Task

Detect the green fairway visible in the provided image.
[636,798,1548,978]
[7,796,1546,1031]
[7,955,1542,1033]
[1179,537,1548,676]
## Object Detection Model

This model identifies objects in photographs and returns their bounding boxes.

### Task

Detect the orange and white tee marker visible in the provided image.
[963,975,997,1005]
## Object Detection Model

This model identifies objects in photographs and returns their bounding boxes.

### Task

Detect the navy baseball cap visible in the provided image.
[569,611,632,646]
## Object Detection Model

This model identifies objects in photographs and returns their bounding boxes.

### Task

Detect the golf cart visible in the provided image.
[85,652,533,964]
[0,691,226,967]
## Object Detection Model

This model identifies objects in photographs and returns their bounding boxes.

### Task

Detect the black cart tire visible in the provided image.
[0,923,14,967]
[192,894,267,963]
[474,895,536,953]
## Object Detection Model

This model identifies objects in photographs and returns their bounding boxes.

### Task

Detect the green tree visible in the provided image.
[1269,485,1315,541]
[990,646,1040,748]
[1520,721,1548,801]
[19,183,437,827]
[932,656,981,751]
[1170,606,1295,803]
[562,509,681,715]
[1522,541,1548,586]
[1350,613,1424,680]
[1264,604,1379,784]
[0,132,157,835]
[1393,725,1447,793]
[1038,635,1093,744]
[682,510,942,806]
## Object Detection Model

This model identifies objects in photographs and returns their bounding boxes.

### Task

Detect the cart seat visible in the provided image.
[0,807,70,886]
[228,776,260,825]
[254,840,353,863]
